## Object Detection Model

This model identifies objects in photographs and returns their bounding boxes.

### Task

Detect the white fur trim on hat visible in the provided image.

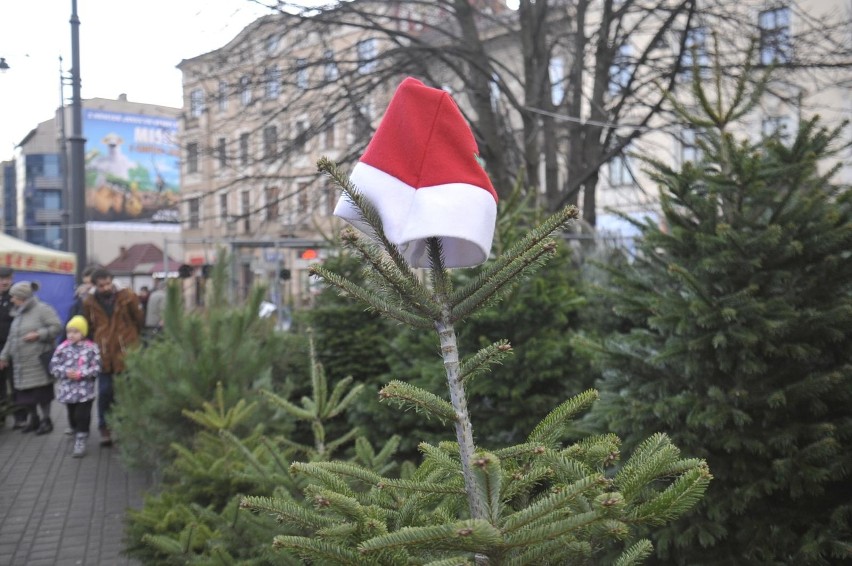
[337,163,497,268]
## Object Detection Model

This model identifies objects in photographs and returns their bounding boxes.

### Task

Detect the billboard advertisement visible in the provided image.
[84,109,180,222]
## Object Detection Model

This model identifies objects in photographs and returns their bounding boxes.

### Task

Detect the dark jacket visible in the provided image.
[60,283,93,342]
[0,289,13,347]
[81,286,144,374]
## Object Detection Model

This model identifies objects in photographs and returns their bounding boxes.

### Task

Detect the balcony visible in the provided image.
[34,208,64,223]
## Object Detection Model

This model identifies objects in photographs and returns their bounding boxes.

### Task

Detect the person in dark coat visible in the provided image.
[59,265,98,343]
[81,268,144,446]
[0,266,26,428]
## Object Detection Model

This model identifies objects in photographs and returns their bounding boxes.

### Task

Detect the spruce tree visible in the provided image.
[113,251,310,473]
[241,159,711,565]
[127,342,389,565]
[579,57,852,563]
[309,188,590,459]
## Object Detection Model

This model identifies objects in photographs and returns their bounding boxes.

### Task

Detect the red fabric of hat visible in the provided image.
[335,77,498,268]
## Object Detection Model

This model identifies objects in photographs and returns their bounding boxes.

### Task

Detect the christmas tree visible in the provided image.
[241,151,711,564]
[579,55,852,563]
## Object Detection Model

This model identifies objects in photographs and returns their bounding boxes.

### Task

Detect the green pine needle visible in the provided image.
[379,380,458,424]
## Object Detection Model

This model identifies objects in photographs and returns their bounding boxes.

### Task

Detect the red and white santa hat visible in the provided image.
[334,77,498,268]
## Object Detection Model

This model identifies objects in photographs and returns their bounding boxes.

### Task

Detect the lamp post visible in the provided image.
[68,0,87,278]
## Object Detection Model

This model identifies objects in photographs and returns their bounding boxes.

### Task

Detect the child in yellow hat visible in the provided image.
[50,316,101,457]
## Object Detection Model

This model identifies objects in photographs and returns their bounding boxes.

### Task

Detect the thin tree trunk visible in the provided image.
[435,316,486,523]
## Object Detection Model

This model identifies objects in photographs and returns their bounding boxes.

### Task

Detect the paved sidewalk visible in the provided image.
[0,405,151,566]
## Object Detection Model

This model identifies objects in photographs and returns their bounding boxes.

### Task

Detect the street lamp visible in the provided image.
[0,58,9,72]
[68,0,87,278]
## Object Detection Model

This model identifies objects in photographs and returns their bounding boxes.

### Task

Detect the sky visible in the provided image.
[0,0,279,157]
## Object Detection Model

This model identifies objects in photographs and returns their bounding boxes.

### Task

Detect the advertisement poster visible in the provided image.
[84,109,180,222]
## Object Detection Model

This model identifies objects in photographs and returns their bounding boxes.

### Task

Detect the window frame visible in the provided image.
[759,7,792,65]
[609,43,633,95]
[265,66,281,99]
[296,58,309,90]
[762,114,793,142]
[218,191,229,225]
[265,186,280,221]
[356,38,377,74]
[680,127,704,164]
[240,190,251,233]
[189,88,205,118]
[187,197,200,229]
[608,153,633,187]
[681,26,709,79]
[186,142,199,174]
[239,133,250,166]
[216,137,227,169]
[217,81,228,112]
[240,75,252,106]
[323,49,338,82]
[263,125,278,160]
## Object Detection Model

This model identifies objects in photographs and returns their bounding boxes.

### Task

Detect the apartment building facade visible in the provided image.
[592,0,851,236]
[178,9,405,307]
[4,95,183,268]
[177,0,850,306]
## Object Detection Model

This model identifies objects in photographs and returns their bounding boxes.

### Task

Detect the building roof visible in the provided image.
[103,243,179,275]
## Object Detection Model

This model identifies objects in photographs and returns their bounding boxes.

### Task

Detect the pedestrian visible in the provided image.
[0,265,25,428]
[137,285,150,314]
[144,278,166,342]
[59,265,99,342]
[49,315,101,457]
[0,281,62,434]
[81,268,144,446]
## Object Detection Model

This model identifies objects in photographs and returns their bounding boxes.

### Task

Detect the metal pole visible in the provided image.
[69,0,87,279]
[58,56,70,253]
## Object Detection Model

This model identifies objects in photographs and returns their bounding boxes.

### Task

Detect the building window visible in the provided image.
[297,182,310,214]
[263,126,278,160]
[265,67,281,99]
[353,103,372,141]
[608,154,633,186]
[239,133,250,166]
[186,142,199,174]
[294,120,308,152]
[762,115,793,142]
[265,186,279,221]
[489,74,501,112]
[296,58,308,90]
[681,128,703,164]
[219,192,229,224]
[682,26,709,78]
[217,137,227,169]
[759,7,792,65]
[240,75,252,106]
[549,57,565,105]
[609,44,633,95]
[40,189,62,210]
[188,197,200,229]
[190,88,205,118]
[323,182,336,215]
[323,121,336,149]
[266,33,280,54]
[357,38,377,74]
[241,190,251,232]
[217,81,228,112]
[323,49,338,82]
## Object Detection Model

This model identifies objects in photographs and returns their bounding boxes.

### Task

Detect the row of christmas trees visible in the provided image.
[111,53,850,565]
